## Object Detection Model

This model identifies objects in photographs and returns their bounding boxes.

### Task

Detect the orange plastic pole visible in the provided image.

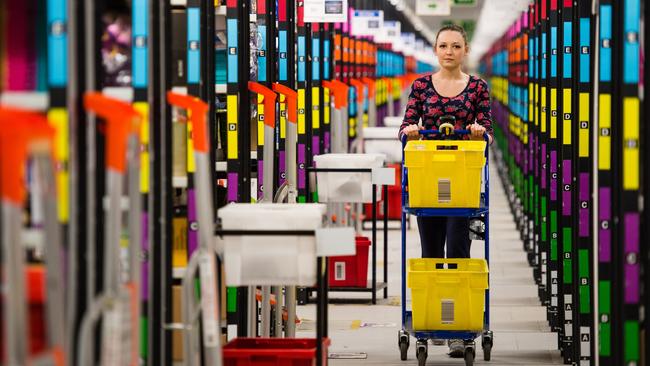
[166,92,210,152]
[272,83,298,123]
[83,93,142,173]
[248,81,278,128]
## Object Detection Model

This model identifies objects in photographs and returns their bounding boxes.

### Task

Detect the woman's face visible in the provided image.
[435,30,468,69]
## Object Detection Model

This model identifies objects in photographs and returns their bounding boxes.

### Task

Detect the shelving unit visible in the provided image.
[1,0,436,364]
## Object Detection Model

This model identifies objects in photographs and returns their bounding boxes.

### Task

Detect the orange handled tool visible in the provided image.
[322,79,349,109]
[248,81,278,128]
[361,77,376,100]
[272,83,298,123]
[0,108,55,204]
[349,78,365,103]
[166,92,210,152]
[84,93,142,173]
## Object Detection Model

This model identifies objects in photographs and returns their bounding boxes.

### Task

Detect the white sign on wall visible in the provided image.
[351,10,384,36]
[416,0,451,16]
[303,0,349,23]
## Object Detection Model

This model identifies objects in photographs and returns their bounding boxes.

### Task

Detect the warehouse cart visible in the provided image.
[166,92,223,366]
[398,127,493,366]
[77,93,143,366]
[1,108,65,366]
[304,167,392,303]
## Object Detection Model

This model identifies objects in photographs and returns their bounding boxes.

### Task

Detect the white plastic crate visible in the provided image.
[363,127,402,163]
[313,153,385,203]
[219,203,326,286]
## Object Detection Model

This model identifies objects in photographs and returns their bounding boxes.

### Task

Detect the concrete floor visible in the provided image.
[296,160,563,365]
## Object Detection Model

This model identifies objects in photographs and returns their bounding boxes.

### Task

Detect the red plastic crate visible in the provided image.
[328,236,371,287]
[223,337,330,366]
[364,187,401,220]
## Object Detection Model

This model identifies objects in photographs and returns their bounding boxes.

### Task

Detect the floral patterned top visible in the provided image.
[399,75,493,140]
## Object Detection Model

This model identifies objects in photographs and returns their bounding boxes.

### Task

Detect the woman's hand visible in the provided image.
[466,122,486,141]
[402,124,424,140]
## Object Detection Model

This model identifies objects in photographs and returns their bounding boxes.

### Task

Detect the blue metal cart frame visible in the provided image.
[398,129,493,366]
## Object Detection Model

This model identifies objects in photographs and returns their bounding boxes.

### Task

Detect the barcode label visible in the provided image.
[441,300,454,324]
[335,262,346,281]
[438,179,451,203]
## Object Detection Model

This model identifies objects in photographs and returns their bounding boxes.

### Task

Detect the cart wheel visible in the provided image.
[416,340,427,366]
[399,341,408,361]
[482,330,494,361]
[398,330,409,361]
[482,344,492,361]
[417,350,427,366]
[464,348,475,366]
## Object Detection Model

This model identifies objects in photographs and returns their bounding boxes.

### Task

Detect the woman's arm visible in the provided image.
[399,80,424,141]
[474,79,494,144]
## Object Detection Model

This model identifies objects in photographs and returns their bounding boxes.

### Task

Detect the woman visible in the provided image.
[398,24,493,357]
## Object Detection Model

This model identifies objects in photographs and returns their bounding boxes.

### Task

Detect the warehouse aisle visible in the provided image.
[297,157,563,365]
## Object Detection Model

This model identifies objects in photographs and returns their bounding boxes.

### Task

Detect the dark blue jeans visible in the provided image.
[416,216,471,258]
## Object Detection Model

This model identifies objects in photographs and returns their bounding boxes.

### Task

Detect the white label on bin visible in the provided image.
[335,262,346,281]
[438,179,451,203]
[441,299,454,324]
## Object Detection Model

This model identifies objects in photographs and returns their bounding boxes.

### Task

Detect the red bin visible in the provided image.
[223,337,330,366]
[328,236,371,287]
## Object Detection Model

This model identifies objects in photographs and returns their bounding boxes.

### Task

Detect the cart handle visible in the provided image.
[361,77,375,99]
[322,79,349,109]
[0,108,55,204]
[84,93,142,172]
[248,81,277,129]
[400,128,490,148]
[384,78,392,94]
[272,83,298,124]
[349,78,365,103]
[166,92,210,153]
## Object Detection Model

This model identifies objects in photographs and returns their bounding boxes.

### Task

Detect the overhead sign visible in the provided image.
[375,20,400,45]
[441,19,476,42]
[303,0,349,23]
[453,0,476,6]
[401,33,416,56]
[416,0,451,16]
[351,10,384,37]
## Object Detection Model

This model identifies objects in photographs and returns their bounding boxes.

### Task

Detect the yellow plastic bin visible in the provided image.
[404,140,486,208]
[407,258,488,331]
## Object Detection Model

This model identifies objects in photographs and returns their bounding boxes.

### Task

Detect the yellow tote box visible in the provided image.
[404,140,486,208]
[407,258,488,331]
